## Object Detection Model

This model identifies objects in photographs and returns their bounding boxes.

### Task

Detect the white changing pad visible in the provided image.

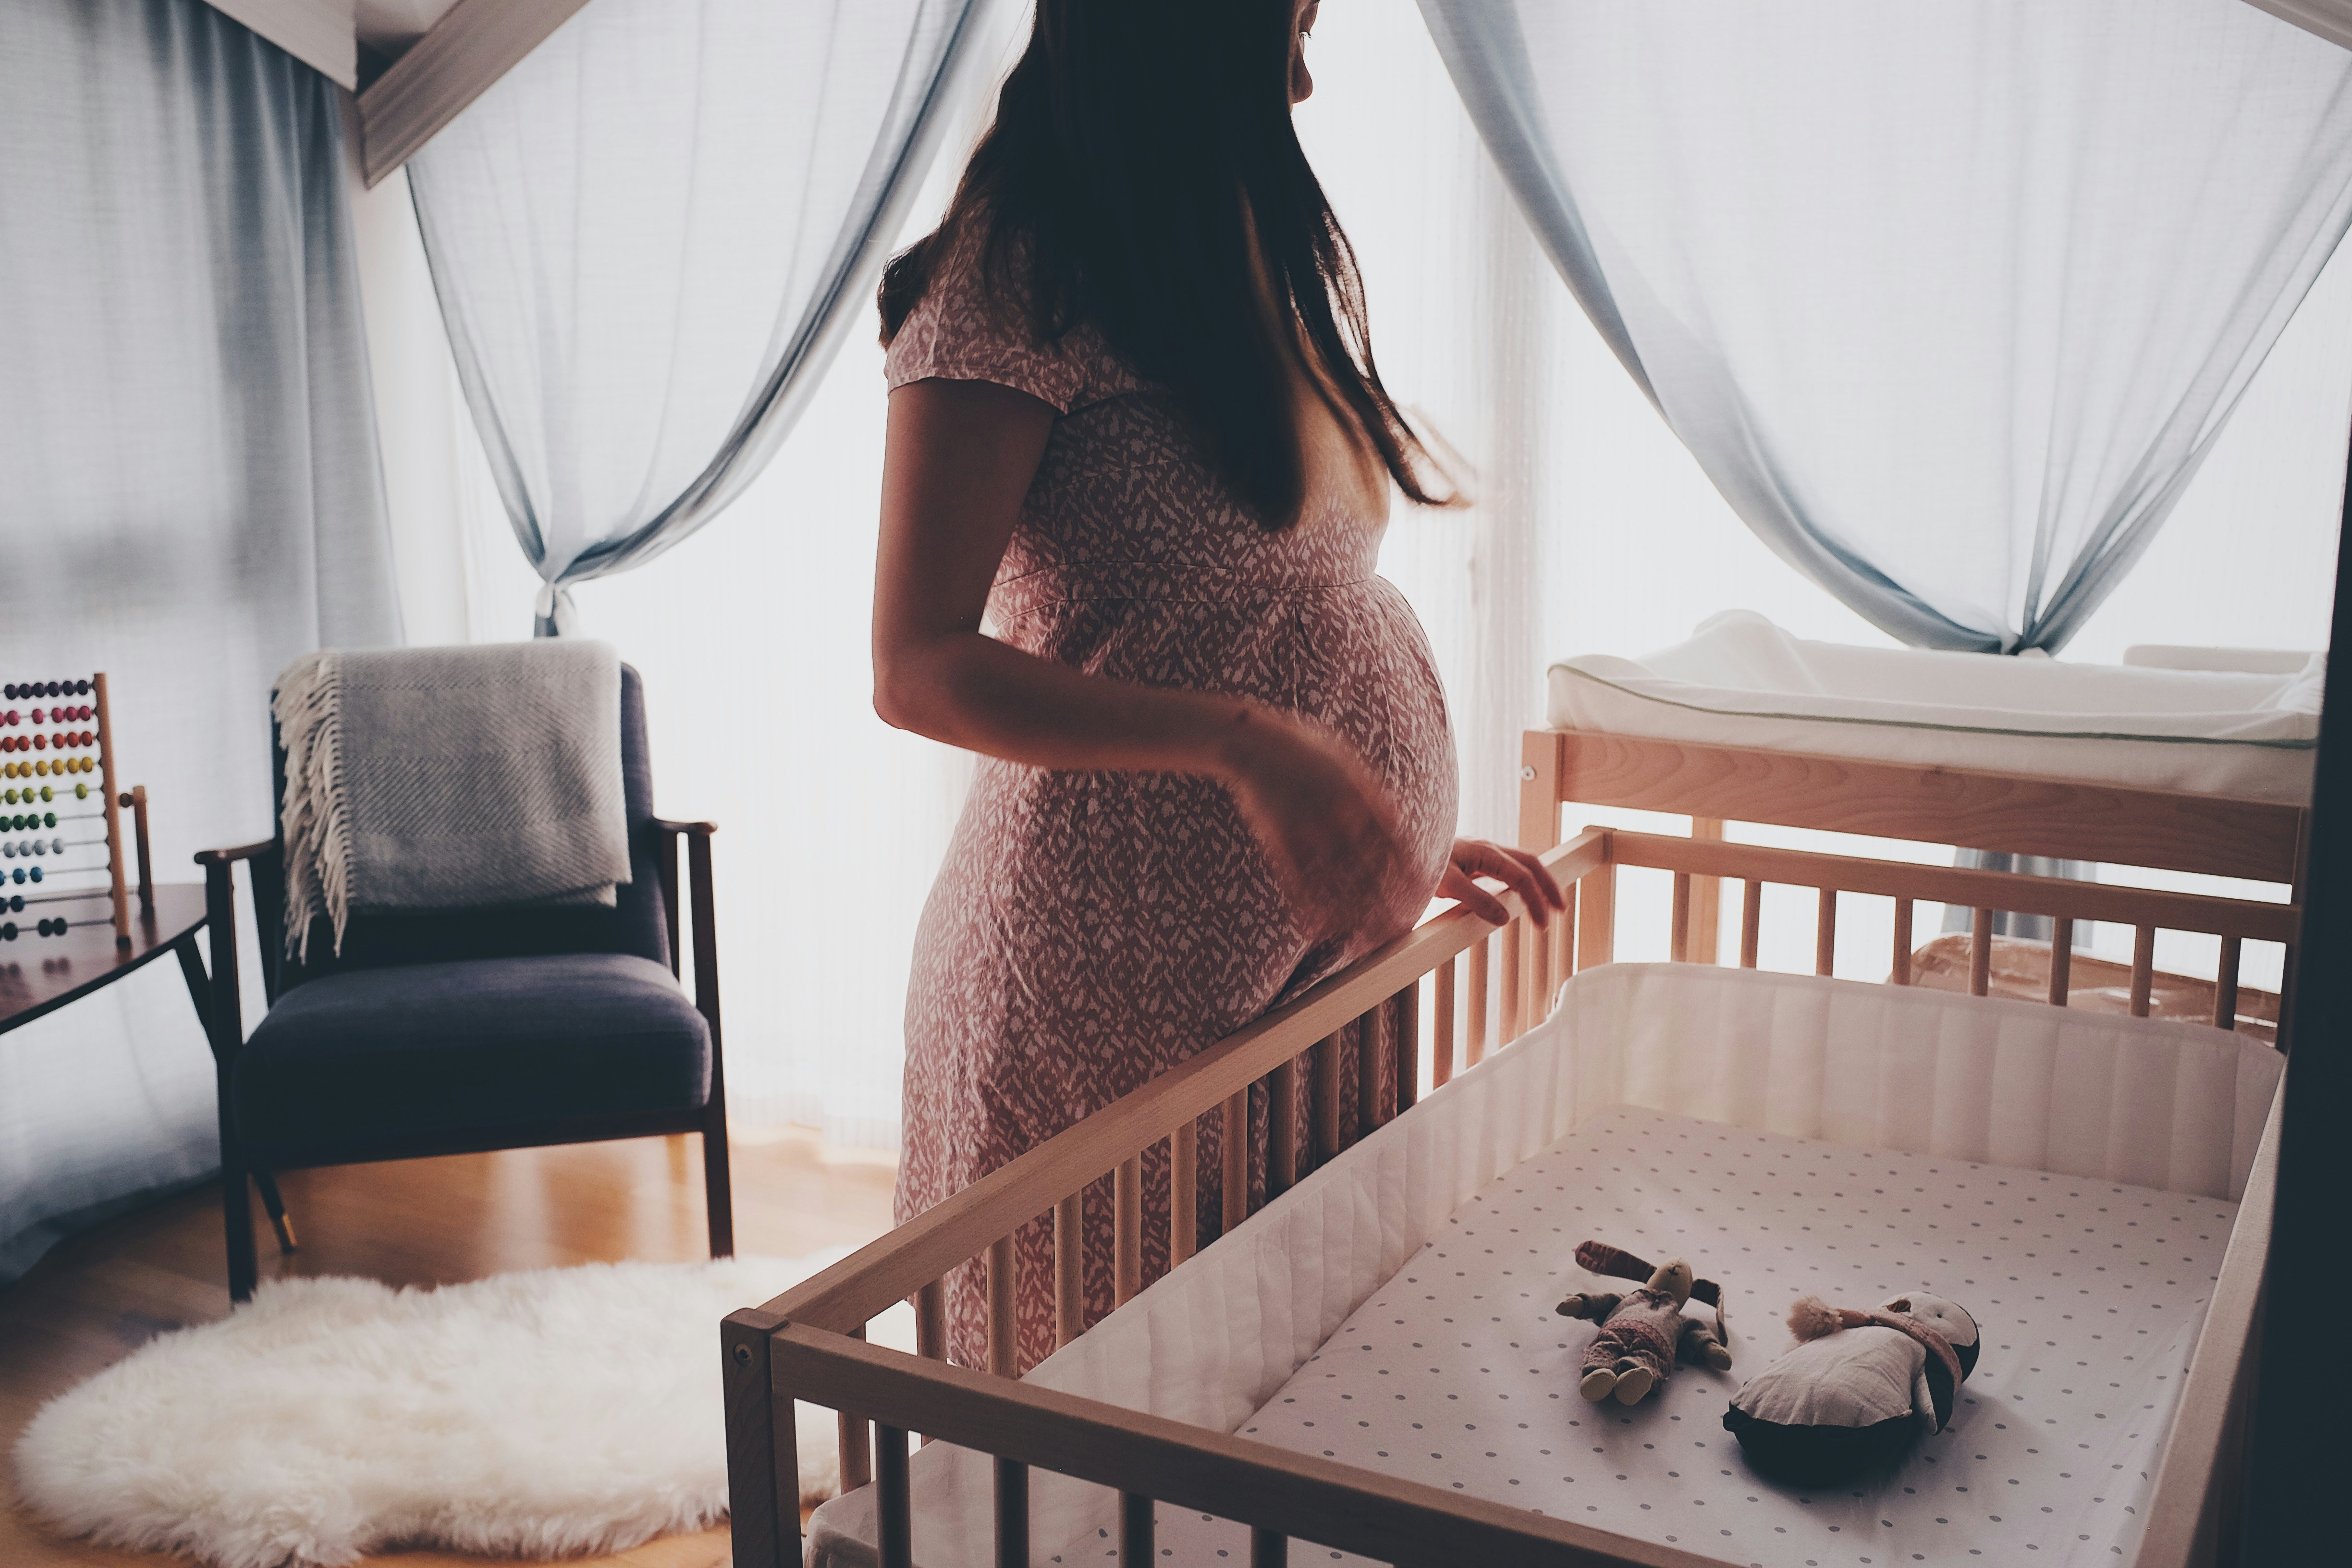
[1152,1104,2232,1568]
[1547,611,2321,804]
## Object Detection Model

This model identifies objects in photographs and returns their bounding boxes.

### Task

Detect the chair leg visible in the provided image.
[223,1163,258,1303]
[702,1105,735,1258]
[254,1171,298,1253]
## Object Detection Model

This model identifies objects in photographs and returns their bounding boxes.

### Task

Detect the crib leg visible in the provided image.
[995,1457,1029,1568]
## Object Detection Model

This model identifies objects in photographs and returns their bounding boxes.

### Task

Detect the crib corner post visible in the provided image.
[723,1309,797,1568]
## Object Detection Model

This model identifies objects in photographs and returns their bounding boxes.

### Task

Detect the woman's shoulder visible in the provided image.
[883,209,1141,415]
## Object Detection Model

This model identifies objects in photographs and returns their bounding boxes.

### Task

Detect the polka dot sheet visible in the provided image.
[1131,1105,2233,1568]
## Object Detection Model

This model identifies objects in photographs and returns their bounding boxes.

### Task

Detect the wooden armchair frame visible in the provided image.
[194,817,731,1302]
[723,827,2289,1568]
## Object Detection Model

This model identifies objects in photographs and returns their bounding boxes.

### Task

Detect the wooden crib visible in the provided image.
[720,814,2292,1568]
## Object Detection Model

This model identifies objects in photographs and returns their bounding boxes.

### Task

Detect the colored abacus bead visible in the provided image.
[27,866,40,882]
[1,922,13,940]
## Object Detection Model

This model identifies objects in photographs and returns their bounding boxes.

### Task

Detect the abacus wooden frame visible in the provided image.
[722,828,2289,1568]
[193,815,733,1303]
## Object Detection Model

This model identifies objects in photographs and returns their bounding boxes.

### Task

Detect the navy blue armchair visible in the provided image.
[195,665,731,1300]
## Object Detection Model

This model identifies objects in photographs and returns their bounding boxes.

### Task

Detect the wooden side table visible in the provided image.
[0,882,295,1255]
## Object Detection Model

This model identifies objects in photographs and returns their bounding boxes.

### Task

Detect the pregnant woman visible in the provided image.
[873,0,1561,1372]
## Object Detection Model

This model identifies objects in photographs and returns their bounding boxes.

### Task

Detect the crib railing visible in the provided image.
[721,825,2294,1568]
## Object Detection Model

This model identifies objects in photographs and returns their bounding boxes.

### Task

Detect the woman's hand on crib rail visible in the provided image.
[1438,837,1566,929]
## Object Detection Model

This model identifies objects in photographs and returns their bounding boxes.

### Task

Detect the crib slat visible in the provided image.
[987,1235,1017,1377]
[1393,983,1420,1113]
[1171,1117,1198,1266]
[1221,1089,1248,1232]
[1467,937,1490,1067]
[1054,1191,1083,1348]
[1531,903,1554,1010]
[1357,1009,1382,1138]
[1500,922,1523,1043]
[1121,1493,1154,1563]
[1671,871,1692,963]
[916,1280,945,1361]
[2131,925,2156,1017]
[994,1457,1029,1568]
[1313,1030,1343,1164]
[1970,907,1994,997]
[1433,956,1457,1088]
[2215,935,2242,1030]
[1576,861,1617,970]
[1557,891,1577,980]
[839,1322,871,1492]
[876,1423,911,1568]
[1268,1056,1298,1197]
[1891,896,1913,985]
[1114,1155,1142,1307]
[1815,888,1838,977]
[2049,917,2074,1008]
[1251,1527,1288,1567]
[1740,879,1762,969]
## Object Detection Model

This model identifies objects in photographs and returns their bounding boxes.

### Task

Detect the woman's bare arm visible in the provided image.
[872,378,1292,773]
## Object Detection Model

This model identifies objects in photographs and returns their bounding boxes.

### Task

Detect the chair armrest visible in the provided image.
[651,817,718,837]
[196,839,276,867]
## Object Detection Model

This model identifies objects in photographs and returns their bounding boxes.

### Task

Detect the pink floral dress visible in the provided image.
[888,222,1458,1372]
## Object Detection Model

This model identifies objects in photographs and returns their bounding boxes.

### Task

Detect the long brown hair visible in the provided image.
[880,0,1449,528]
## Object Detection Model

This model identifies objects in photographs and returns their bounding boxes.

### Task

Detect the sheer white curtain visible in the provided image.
[407,0,991,637]
[1,0,401,1275]
[378,0,2351,1149]
[1418,0,2352,653]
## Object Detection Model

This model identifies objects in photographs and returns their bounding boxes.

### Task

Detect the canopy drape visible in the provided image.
[0,0,400,1279]
[1420,0,2352,652]
[407,0,989,635]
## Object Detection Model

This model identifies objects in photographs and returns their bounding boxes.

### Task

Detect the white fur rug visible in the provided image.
[12,1252,914,1568]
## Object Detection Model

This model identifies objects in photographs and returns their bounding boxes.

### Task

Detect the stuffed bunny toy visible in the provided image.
[1555,1240,1732,1406]
[1723,1290,1983,1484]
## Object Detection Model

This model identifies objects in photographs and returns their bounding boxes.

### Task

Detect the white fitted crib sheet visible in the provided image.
[1547,610,2321,804]
[805,966,2281,1568]
[1144,1104,2232,1568]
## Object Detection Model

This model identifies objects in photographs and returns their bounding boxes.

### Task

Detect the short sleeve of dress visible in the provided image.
[883,219,1139,415]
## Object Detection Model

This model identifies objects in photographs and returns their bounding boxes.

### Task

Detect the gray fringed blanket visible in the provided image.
[272,642,630,957]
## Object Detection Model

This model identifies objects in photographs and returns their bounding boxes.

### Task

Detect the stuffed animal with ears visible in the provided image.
[1722,1292,1983,1485]
[1554,1240,1732,1406]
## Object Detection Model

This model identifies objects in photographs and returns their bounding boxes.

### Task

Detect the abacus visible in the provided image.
[0,672,151,948]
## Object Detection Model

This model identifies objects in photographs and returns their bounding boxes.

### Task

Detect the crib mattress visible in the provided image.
[1149,1103,2233,1568]
[1546,610,2321,804]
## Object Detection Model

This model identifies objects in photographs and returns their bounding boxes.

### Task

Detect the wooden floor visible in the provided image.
[0,1128,899,1568]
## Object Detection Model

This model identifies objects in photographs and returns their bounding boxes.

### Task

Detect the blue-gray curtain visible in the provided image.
[1419,0,2352,655]
[406,0,994,636]
[0,0,400,1280]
